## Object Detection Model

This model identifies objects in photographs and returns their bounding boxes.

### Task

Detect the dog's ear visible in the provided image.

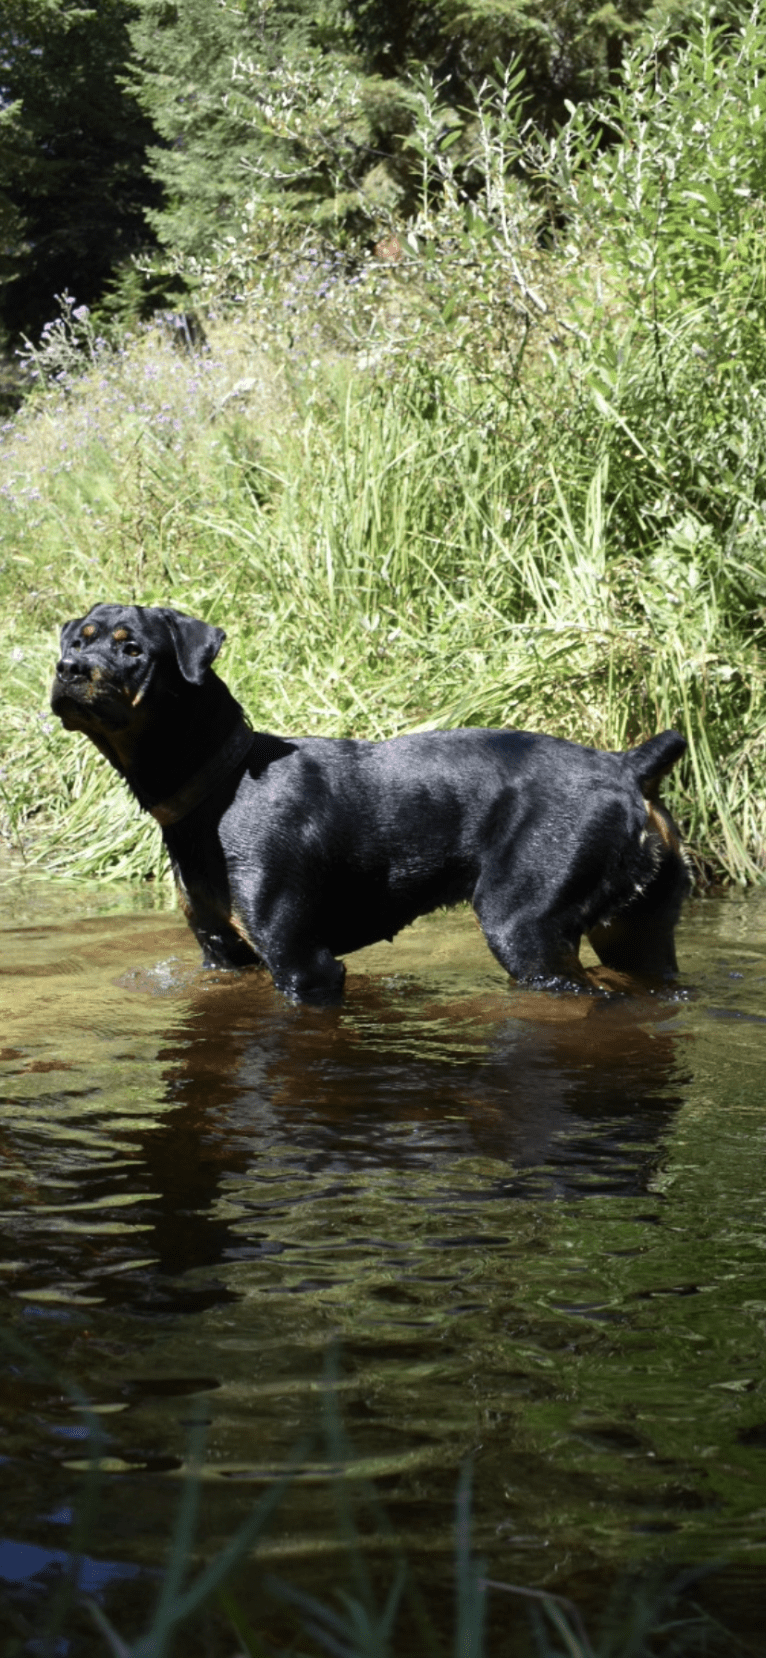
[162,611,226,685]
[624,730,686,801]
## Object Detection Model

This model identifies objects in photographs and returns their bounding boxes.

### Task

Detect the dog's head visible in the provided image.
[51,603,226,765]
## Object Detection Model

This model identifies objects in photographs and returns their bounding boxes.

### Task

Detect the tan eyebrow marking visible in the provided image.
[82,624,96,638]
[113,627,128,641]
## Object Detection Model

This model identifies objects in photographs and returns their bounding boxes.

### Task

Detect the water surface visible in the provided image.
[1,880,766,1651]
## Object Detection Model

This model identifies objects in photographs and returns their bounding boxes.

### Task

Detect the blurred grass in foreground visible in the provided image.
[2,1322,737,1658]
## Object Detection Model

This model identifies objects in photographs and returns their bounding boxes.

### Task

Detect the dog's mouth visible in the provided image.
[50,672,136,732]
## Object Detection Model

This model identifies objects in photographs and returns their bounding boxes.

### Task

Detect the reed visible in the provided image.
[1,336,762,884]
[2,10,766,886]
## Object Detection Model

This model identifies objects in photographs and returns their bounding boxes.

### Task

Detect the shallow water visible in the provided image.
[1,879,766,1651]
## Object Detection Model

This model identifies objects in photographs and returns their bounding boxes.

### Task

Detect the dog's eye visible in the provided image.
[123,643,142,657]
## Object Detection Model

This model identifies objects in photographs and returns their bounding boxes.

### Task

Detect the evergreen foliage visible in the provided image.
[126,0,372,263]
[349,0,660,121]
[0,0,159,338]
[1,0,759,339]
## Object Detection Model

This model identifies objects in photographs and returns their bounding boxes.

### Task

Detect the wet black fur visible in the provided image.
[51,603,691,1002]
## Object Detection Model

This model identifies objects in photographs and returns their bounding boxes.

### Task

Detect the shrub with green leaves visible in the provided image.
[549,7,766,530]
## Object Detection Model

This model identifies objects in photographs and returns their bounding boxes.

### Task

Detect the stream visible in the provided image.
[1,878,765,1652]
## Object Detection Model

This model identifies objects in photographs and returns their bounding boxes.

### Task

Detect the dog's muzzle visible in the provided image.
[50,657,125,724]
[51,658,90,709]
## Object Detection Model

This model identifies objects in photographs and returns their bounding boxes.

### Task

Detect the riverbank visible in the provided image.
[2,18,766,885]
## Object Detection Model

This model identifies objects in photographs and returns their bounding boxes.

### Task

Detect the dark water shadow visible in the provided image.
[0,907,690,1325]
[5,897,766,1656]
[122,953,690,1310]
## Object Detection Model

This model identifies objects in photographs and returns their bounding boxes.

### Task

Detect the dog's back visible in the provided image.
[220,724,688,984]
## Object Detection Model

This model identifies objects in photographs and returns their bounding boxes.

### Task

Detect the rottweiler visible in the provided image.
[51,604,691,1002]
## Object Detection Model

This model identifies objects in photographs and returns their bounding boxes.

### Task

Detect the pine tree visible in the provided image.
[348,0,663,126]
[127,0,367,262]
[0,0,159,338]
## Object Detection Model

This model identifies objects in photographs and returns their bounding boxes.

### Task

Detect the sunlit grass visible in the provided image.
[1,306,764,885]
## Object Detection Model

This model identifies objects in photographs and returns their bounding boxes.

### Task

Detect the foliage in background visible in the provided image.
[342,0,754,124]
[553,6,766,540]
[3,7,766,887]
[3,0,760,346]
[125,0,699,301]
[125,0,375,268]
[0,0,160,342]
[347,0,644,120]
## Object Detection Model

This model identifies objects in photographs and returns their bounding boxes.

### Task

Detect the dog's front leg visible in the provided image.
[474,893,590,990]
[172,871,263,970]
[586,914,679,979]
[185,912,263,970]
[197,927,263,970]
[267,942,347,1004]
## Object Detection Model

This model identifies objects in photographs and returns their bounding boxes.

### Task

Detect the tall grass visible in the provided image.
[2,8,766,884]
[1,331,762,883]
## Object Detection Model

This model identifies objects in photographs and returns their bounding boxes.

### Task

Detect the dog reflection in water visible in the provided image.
[138,959,689,1216]
[51,603,690,1003]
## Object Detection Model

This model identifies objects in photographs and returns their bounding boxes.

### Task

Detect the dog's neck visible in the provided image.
[148,718,255,825]
[105,672,249,817]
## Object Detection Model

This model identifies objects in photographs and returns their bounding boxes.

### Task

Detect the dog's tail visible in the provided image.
[622,730,687,800]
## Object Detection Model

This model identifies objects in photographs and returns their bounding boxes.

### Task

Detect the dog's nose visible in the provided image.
[56,655,92,681]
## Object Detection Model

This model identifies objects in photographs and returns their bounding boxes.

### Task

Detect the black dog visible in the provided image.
[51,604,690,1001]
